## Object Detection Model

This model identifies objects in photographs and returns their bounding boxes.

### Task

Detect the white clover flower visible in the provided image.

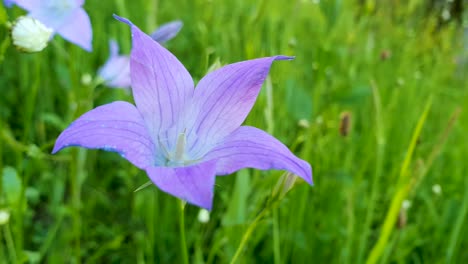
[0,210,10,225]
[11,16,53,53]
[197,209,210,223]
[298,119,310,128]
[432,184,442,196]
[402,200,412,210]
[81,73,93,86]
[441,9,451,21]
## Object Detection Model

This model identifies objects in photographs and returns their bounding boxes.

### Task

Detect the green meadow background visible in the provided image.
[1,0,468,263]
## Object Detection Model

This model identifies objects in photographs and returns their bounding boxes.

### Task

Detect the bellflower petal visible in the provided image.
[146,160,217,210]
[13,0,92,51]
[98,40,131,88]
[9,0,40,10]
[53,101,156,169]
[98,20,182,89]
[150,20,183,44]
[187,56,293,156]
[56,8,92,51]
[204,126,312,184]
[109,39,119,56]
[123,16,194,149]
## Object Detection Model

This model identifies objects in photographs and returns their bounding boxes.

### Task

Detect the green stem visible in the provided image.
[366,96,433,264]
[179,200,189,264]
[358,80,385,263]
[146,0,159,31]
[230,209,269,264]
[446,178,468,263]
[69,149,82,263]
[272,209,281,264]
[4,223,17,264]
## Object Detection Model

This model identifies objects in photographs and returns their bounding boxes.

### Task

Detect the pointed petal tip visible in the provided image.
[301,162,313,186]
[51,139,66,154]
[51,145,60,154]
[167,20,183,29]
[113,14,132,26]
[146,161,217,210]
[274,55,295,61]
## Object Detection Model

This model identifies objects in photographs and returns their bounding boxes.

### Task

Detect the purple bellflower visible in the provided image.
[150,20,183,44]
[97,40,131,88]
[10,0,92,51]
[4,0,14,7]
[98,20,183,89]
[53,16,312,210]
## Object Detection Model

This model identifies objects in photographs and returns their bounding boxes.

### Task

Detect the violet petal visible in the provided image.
[146,160,217,210]
[150,20,183,44]
[56,7,92,51]
[126,17,194,149]
[187,56,293,157]
[9,0,39,10]
[98,40,131,88]
[52,101,156,169]
[203,126,313,185]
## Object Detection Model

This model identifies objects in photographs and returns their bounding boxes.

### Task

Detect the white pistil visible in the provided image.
[174,131,186,162]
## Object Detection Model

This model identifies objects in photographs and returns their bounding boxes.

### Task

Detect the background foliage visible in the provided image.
[1,0,467,263]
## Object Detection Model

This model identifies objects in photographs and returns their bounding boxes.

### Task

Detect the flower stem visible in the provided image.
[179,200,189,264]
[4,223,17,264]
[229,209,269,264]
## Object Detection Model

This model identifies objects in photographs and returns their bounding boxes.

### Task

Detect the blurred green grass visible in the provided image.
[1,0,468,263]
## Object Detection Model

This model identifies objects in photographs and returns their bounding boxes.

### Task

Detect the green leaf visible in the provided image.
[222,170,251,226]
[0,4,8,25]
[286,80,313,121]
[2,166,23,205]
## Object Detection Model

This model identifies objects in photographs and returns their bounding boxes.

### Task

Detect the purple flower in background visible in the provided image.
[4,0,14,7]
[53,15,312,210]
[10,0,92,51]
[97,40,131,88]
[150,20,183,44]
[98,20,183,89]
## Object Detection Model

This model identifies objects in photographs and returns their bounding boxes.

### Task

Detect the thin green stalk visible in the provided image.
[445,178,468,263]
[115,0,130,51]
[179,200,189,264]
[12,53,42,261]
[264,76,274,135]
[67,45,88,263]
[366,96,433,264]
[69,149,81,263]
[38,211,65,262]
[272,209,281,264]
[4,223,17,264]
[229,208,269,264]
[146,192,155,264]
[358,80,385,263]
[22,54,41,142]
[145,0,158,31]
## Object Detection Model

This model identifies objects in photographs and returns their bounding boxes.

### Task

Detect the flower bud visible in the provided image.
[339,111,352,137]
[11,16,53,53]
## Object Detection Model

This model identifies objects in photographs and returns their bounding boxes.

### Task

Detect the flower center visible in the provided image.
[159,131,198,167]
